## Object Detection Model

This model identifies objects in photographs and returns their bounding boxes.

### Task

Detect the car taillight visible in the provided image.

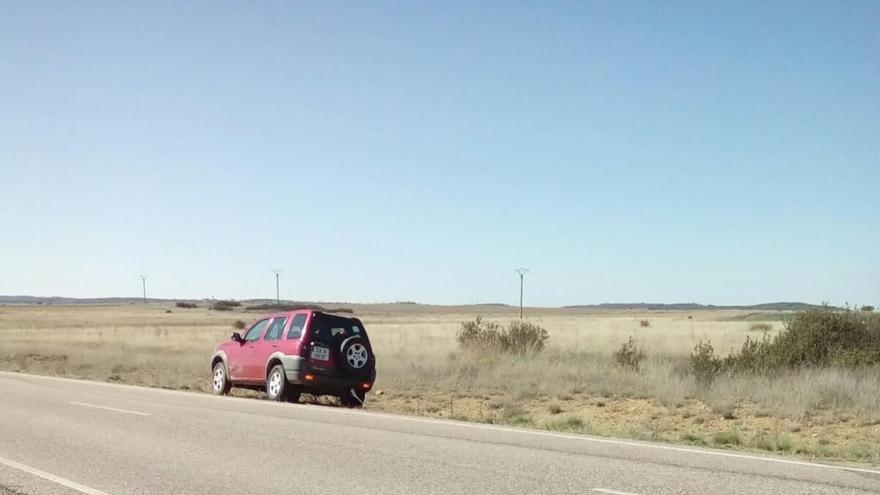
[360,382,371,390]
[299,342,309,358]
[304,373,316,382]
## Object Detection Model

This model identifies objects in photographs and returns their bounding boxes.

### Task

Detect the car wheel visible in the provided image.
[266,364,288,401]
[339,389,365,408]
[339,336,370,376]
[212,362,231,396]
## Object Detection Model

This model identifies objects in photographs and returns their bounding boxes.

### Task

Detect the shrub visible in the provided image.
[775,434,795,452]
[723,335,774,373]
[545,416,585,432]
[211,300,241,311]
[175,301,198,309]
[245,303,354,314]
[232,320,247,330]
[456,317,548,354]
[749,323,772,332]
[690,341,722,386]
[862,306,875,313]
[694,308,880,379]
[728,308,880,370]
[507,413,533,426]
[457,316,503,351]
[639,319,650,327]
[614,337,644,371]
[505,320,549,354]
[712,429,743,446]
[681,432,706,445]
[770,308,880,366]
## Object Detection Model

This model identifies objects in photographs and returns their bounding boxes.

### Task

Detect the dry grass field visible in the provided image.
[1,303,878,463]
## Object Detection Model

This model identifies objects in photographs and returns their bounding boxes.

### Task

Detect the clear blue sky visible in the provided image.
[1,1,877,306]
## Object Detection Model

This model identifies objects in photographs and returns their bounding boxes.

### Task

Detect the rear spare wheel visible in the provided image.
[339,336,370,375]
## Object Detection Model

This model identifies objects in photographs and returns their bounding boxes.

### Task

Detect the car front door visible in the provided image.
[239,318,270,381]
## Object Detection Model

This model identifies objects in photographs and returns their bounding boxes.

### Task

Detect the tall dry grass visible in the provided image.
[2,304,871,418]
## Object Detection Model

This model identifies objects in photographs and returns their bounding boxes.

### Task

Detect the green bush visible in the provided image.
[211,300,241,311]
[175,301,198,309]
[505,320,549,354]
[614,337,644,371]
[723,335,775,373]
[457,316,503,351]
[767,308,880,367]
[730,308,880,369]
[690,341,722,386]
[456,317,548,354]
[545,416,585,432]
[690,308,880,384]
[712,429,743,446]
[243,302,353,313]
[749,323,772,332]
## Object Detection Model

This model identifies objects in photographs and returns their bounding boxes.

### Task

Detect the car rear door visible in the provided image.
[280,311,308,355]
[249,314,289,380]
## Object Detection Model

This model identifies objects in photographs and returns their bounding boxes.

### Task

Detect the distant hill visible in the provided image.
[0,295,831,311]
[561,302,831,311]
[0,296,348,306]
[0,295,168,305]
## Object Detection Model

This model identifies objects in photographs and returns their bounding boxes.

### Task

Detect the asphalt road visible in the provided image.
[1,371,878,495]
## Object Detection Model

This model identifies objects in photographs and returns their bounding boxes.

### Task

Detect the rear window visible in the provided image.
[310,313,367,343]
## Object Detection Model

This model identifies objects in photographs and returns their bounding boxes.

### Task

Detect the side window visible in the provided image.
[287,314,307,340]
[264,317,288,341]
[244,319,269,342]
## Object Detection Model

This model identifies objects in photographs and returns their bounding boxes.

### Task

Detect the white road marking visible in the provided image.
[593,489,641,495]
[0,455,111,495]
[5,372,880,476]
[68,401,151,416]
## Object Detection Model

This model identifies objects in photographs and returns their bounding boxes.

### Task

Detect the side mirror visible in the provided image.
[231,332,243,343]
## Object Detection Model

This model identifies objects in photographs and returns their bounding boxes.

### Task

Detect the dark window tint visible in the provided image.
[244,319,269,342]
[264,317,288,341]
[310,313,366,343]
[287,314,307,340]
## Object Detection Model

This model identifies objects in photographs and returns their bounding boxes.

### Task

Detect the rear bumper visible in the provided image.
[281,355,376,391]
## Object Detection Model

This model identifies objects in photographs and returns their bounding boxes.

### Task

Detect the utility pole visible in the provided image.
[139,275,148,305]
[272,269,282,304]
[515,268,529,318]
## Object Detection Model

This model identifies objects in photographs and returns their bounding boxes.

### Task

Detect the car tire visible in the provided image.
[339,389,365,408]
[339,336,371,376]
[266,364,289,402]
[212,362,231,396]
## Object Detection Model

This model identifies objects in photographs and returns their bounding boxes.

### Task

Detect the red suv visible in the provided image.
[210,310,376,407]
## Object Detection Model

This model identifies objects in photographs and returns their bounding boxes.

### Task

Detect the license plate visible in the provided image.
[310,346,330,361]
